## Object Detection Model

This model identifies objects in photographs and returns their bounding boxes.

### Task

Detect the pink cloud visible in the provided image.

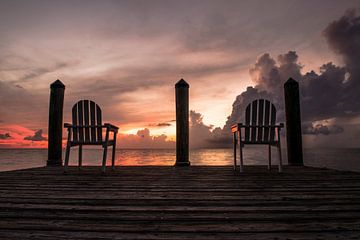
[0,125,47,148]
[119,128,174,149]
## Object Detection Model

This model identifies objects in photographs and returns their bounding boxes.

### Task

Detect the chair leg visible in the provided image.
[111,132,117,171]
[102,145,108,173]
[64,143,71,173]
[78,145,82,170]
[268,145,272,171]
[239,143,244,173]
[278,143,283,173]
[111,145,116,171]
[233,132,237,171]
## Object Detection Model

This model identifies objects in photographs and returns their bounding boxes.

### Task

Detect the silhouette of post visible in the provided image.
[175,79,190,166]
[47,80,65,166]
[284,78,304,166]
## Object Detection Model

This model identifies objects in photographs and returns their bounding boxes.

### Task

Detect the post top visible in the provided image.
[50,79,65,89]
[175,79,189,88]
[284,77,299,86]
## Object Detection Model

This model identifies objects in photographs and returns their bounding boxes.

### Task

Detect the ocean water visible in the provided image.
[0,147,359,172]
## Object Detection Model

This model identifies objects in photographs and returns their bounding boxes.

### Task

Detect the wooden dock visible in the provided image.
[0,166,359,239]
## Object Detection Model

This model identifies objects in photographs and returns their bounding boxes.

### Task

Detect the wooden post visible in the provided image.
[47,79,65,166]
[284,78,304,166]
[175,79,190,166]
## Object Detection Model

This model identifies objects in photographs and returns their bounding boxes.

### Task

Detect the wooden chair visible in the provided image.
[64,100,119,173]
[231,99,283,173]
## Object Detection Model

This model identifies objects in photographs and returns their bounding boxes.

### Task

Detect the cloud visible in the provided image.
[303,122,344,135]
[192,9,360,148]
[24,129,46,141]
[222,50,348,138]
[119,128,174,149]
[148,122,172,127]
[190,110,230,148]
[322,8,360,115]
[0,133,11,139]
[0,125,48,148]
[2,5,360,149]
[17,62,69,82]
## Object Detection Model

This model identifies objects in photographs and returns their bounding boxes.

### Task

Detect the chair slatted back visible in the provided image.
[72,100,102,143]
[244,99,276,142]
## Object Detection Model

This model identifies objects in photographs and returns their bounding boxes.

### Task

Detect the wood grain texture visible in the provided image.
[47,80,65,166]
[284,78,304,165]
[0,166,359,239]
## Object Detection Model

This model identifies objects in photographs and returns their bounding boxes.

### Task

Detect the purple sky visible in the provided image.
[0,0,360,148]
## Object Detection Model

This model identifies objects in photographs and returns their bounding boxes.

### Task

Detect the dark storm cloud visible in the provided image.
[301,63,347,120]
[223,7,360,133]
[190,110,230,148]
[148,122,172,127]
[24,129,46,141]
[323,9,360,114]
[197,9,360,147]
[119,128,174,148]
[222,50,301,132]
[302,8,360,119]
[0,133,11,139]
[223,50,348,136]
[303,123,344,135]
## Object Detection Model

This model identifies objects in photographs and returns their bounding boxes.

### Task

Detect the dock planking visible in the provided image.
[0,166,360,239]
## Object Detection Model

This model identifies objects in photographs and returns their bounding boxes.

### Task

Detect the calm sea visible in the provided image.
[0,147,359,172]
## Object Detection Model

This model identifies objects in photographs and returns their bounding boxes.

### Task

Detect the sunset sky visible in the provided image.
[1,0,360,148]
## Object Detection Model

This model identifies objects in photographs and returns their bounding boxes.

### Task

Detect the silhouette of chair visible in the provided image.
[64,100,118,173]
[231,99,283,172]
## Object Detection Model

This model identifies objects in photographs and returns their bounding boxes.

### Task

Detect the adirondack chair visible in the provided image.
[64,100,119,173]
[231,99,283,173]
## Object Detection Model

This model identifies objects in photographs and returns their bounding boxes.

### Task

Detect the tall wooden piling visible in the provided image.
[284,78,303,166]
[175,79,190,166]
[47,80,65,166]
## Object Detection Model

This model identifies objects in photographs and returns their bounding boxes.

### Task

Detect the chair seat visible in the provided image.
[241,140,278,145]
[70,140,115,146]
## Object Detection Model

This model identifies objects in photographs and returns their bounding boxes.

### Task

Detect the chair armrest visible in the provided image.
[231,123,283,132]
[104,123,119,131]
[231,123,244,133]
[64,123,118,132]
[64,124,112,129]
[238,124,284,128]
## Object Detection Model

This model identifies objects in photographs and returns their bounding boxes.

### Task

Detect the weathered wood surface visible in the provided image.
[175,79,190,166]
[0,166,359,239]
[47,79,65,166]
[284,78,304,166]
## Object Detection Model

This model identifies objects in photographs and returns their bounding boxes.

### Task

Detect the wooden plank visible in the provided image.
[0,218,360,232]
[244,104,251,141]
[263,100,270,142]
[0,166,359,239]
[0,230,359,240]
[71,104,78,142]
[77,101,84,142]
[96,105,102,142]
[83,100,90,142]
[269,104,276,142]
[257,99,264,142]
[90,101,96,142]
[251,100,257,142]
